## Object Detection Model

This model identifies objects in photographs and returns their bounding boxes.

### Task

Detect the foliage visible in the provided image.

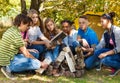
[39,0,120,26]
[40,0,86,24]
[103,0,120,25]
[84,0,120,25]
[0,0,20,17]
[0,0,120,38]
[0,0,120,25]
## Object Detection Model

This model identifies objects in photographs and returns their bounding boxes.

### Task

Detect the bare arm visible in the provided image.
[105,50,115,55]
[40,36,50,43]
[84,52,93,58]
[31,40,46,45]
[98,50,115,59]
[19,46,36,59]
[30,40,51,49]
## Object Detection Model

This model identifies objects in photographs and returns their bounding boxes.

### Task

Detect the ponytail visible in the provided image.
[101,12,115,24]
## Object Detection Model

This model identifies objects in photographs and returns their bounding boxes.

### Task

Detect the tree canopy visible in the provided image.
[0,0,120,25]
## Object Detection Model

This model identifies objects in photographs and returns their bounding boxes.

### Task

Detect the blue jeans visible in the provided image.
[27,44,45,54]
[101,54,120,69]
[70,41,80,55]
[84,54,95,69]
[84,49,109,69]
[45,45,60,62]
[97,49,120,69]
[85,48,120,69]
[72,41,80,48]
[8,52,41,72]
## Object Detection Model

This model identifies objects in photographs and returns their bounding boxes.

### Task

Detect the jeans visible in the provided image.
[85,48,110,69]
[72,41,80,48]
[85,48,120,69]
[27,44,46,54]
[8,52,41,72]
[45,45,60,62]
[97,49,120,69]
[70,41,80,55]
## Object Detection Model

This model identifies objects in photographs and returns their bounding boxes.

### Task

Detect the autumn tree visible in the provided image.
[0,0,120,25]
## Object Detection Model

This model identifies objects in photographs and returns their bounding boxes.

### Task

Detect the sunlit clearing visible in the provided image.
[21,75,52,82]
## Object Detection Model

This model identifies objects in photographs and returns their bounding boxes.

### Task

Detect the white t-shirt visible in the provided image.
[28,26,45,42]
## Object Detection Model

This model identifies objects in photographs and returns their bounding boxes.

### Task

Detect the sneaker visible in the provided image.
[1,67,18,80]
[109,68,120,77]
[96,62,102,71]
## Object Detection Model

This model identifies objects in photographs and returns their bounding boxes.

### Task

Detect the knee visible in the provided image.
[72,41,79,48]
[94,50,101,56]
[30,52,39,59]
[45,52,53,62]
[84,56,97,69]
[37,45,45,53]
[85,61,92,69]
[31,59,41,69]
[85,64,92,70]
[101,58,109,66]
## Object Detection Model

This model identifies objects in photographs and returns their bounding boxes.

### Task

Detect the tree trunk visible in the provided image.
[21,0,27,15]
[30,0,43,14]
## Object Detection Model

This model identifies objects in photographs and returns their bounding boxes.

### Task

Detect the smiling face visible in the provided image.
[62,22,71,34]
[79,18,89,31]
[46,21,55,32]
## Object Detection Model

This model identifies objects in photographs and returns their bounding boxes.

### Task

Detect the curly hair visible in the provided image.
[13,14,31,27]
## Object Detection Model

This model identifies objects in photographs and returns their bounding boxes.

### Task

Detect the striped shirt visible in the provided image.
[0,26,24,66]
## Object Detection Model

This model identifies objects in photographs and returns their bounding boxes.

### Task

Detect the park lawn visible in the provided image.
[0,67,120,83]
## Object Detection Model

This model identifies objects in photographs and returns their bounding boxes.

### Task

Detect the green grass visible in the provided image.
[0,68,120,83]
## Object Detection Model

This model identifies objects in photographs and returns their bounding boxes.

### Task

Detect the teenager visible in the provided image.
[0,14,47,80]
[62,20,79,54]
[20,18,39,59]
[44,18,62,62]
[27,9,51,54]
[77,15,99,69]
[50,20,80,77]
[94,12,120,76]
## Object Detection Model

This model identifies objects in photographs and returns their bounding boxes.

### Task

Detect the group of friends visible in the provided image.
[0,9,120,80]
